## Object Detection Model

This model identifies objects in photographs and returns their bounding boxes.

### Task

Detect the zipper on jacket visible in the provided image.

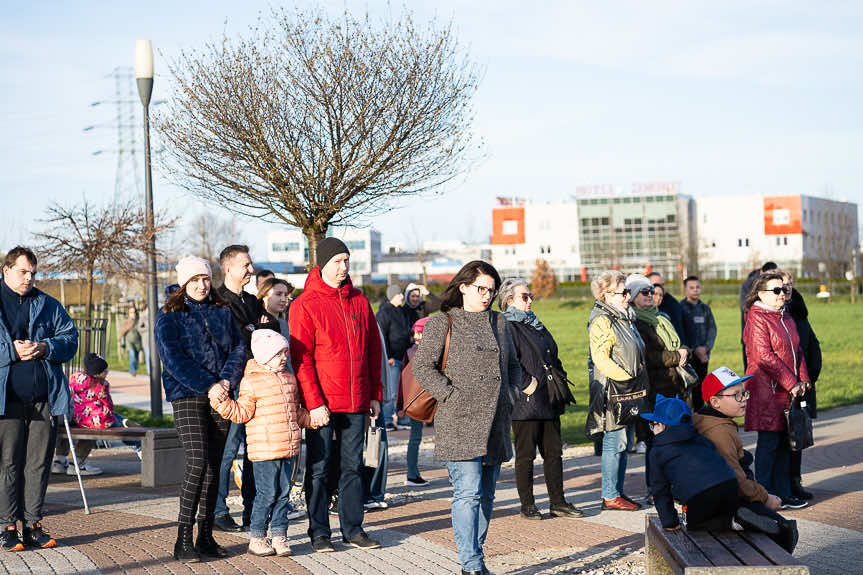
[338,290,356,412]
[779,312,798,378]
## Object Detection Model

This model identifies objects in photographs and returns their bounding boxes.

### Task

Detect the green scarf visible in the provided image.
[634,306,680,351]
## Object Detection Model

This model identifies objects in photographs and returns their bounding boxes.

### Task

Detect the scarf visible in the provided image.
[634,305,680,351]
[503,306,545,331]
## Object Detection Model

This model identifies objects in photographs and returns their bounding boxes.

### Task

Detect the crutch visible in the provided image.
[62,414,90,514]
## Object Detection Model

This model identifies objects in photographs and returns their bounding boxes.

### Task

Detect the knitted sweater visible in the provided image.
[412,308,520,464]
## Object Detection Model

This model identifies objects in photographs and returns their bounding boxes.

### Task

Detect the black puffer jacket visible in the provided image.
[507,321,566,420]
[376,301,413,361]
[786,288,821,417]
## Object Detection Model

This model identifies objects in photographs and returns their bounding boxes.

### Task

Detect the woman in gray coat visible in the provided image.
[412,260,520,575]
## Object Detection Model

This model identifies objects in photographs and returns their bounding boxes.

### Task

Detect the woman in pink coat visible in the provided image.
[742,272,810,510]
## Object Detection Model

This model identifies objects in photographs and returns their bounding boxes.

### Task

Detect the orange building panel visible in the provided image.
[763,196,802,235]
[491,207,526,244]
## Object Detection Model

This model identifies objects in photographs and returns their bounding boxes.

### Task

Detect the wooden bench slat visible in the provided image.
[738,530,799,566]
[687,530,743,566]
[648,516,714,568]
[58,427,152,439]
[710,531,774,566]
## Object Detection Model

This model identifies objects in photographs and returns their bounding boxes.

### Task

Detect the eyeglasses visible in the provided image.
[715,390,750,402]
[761,287,790,295]
[639,287,655,296]
[609,288,631,297]
[471,284,497,297]
[520,292,535,302]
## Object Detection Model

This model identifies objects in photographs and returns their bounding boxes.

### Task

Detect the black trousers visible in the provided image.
[790,449,802,479]
[512,418,564,507]
[172,396,231,526]
[685,479,739,531]
[0,400,56,525]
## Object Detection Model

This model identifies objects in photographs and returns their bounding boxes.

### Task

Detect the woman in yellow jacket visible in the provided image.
[211,329,310,558]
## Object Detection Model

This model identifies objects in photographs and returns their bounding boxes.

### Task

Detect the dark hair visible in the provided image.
[646,271,662,282]
[743,272,784,312]
[219,244,250,268]
[439,260,501,313]
[683,275,699,287]
[256,277,294,301]
[3,246,37,268]
[163,277,228,313]
[761,261,778,273]
[256,269,274,282]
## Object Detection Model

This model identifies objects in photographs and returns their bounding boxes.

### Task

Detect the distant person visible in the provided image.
[781,271,821,501]
[119,306,144,376]
[742,272,810,510]
[411,261,520,575]
[680,275,716,411]
[376,284,412,430]
[256,269,275,286]
[402,283,441,325]
[739,262,778,370]
[646,272,684,336]
[499,277,584,521]
[0,246,78,552]
[585,270,645,512]
[290,237,383,552]
[396,317,431,487]
[155,255,246,562]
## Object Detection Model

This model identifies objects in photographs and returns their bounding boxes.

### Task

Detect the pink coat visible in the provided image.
[69,371,115,429]
[743,304,809,432]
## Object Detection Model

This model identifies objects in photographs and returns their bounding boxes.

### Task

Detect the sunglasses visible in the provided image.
[609,288,631,296]
[639,287,655,296]
[715,390,750,402]
[520,292,535,302]
[761,286,790,295]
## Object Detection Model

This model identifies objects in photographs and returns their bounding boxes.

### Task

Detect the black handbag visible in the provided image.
[520,331,576,410]
[607,376,648,426]
[785,395,814,451]
[676,363,699,390]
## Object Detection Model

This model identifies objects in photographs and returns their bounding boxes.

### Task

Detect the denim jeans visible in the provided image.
[381,360,401,426]
[363,412,388,503]
[406,417,424,479]
[446,458,501,572]
[214,421,255,519]
[601,426,632,500]
[249,457,294,538]
[128,347,139,376]
[755,430,791,498]
[305,412,366,540]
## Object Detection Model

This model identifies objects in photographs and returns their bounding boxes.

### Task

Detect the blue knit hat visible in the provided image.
[640,394,691,426]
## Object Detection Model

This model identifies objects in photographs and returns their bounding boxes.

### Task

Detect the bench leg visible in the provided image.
[645,533,674,575]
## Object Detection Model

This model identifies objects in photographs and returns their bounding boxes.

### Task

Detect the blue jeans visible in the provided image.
[214,422,255,518]
[128,347,139,376]
[446,458,500,572]
[755,431,791,498]
[249,458,294,538]
[406,417,424,479]
[305,412,365,540]
[363,411,388,503]
[382,360,401,426]
[601,426,632,500]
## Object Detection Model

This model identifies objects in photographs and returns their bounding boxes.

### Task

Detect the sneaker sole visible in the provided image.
[248,549,276,557]
[781,502,808,510]
[313,546,335,553]
[735,508,781,535]
[519,513,543,520]
[404,481,429,487]
[550,511,585,519]
[344,541,381,549]
[275,549,294,557]
[2,543,25,552]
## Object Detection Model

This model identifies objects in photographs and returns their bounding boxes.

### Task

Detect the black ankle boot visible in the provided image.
[173,524,200,563]
[776,519,799,554]
[790,477,813,500]
[195,518,229,558]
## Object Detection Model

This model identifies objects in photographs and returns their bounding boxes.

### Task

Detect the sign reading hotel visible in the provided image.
[574,181,682,198]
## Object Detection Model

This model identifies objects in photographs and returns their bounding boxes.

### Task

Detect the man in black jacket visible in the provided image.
[376,285,412,430]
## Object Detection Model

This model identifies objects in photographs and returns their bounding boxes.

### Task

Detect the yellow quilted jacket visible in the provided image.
[213,359,310,462]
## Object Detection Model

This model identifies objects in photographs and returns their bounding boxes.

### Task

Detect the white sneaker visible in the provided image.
[635,441,647,454]
[363,501,379,510]
[68,463,103,476]
[271,535,292,557]
[51,460,67,474]
[286,509,306,521]
[248,537,274,556]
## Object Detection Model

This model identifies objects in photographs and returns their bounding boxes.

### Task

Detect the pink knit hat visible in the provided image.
[251,329,289,365]
[176,255,212,287]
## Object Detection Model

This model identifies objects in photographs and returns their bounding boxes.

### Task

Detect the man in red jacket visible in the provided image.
[289,238,383,553]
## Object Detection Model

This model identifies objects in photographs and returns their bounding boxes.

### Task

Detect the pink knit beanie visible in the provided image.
[176,255,212,287]
[251,329,289,365]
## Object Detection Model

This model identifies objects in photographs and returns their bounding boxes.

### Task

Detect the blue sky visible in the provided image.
[2,1,861,258]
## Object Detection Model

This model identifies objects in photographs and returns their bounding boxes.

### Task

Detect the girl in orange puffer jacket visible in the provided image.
[210,329,311,558]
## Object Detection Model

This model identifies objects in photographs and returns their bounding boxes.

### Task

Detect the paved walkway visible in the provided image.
[6,374,861,574]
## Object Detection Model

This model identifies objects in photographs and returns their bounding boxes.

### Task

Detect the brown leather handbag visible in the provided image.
[403,313,451,423]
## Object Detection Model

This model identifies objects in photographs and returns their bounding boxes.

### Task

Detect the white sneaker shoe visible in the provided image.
[248,537,275,556]
[271,535,292,557]
[68,463,103,476]
[286,509,306,521]
[51,460,67,474]
[635,441,647,454]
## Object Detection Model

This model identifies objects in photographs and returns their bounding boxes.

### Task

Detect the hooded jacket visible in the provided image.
[376,299,412,361]
[288,268,383,413]
[742,303,809,432]
[213,359,310,462]
[693,406,769,504]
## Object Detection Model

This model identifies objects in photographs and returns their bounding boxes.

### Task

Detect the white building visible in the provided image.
[265,227,381,285]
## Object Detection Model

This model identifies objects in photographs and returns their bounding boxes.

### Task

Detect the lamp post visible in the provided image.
[135,39,163,418]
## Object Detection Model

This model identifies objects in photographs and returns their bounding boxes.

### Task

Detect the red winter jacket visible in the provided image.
[288,268,383,413]
[743,303,809,432]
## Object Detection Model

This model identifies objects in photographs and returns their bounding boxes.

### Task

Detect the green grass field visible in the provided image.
[540,298,863,444]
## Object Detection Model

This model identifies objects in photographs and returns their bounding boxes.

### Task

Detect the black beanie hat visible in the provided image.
[83,353,108,377]
[316,237,350,269]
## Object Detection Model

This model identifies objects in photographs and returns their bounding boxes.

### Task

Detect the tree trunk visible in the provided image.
[84,267,95,354]
[303,227,328,271]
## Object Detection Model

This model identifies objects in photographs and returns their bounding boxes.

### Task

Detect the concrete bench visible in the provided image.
[58,427,183,488]
[645,514,809,575]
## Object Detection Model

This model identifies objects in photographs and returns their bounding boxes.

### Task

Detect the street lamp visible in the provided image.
[135,39,163,418]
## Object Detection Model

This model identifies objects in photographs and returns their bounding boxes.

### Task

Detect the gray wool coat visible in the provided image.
[412,307,521,464]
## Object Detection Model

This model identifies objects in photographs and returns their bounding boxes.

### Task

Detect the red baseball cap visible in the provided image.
[702,366,752,403]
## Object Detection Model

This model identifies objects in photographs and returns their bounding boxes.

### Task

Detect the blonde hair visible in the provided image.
[591,270,625,302]
[778,269,793,283]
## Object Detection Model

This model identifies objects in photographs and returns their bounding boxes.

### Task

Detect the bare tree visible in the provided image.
[185,210,245,284]
[157,7,481,266]
[33,199,177,319]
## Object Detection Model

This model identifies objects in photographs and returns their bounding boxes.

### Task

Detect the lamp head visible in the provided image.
[134,40,153,79]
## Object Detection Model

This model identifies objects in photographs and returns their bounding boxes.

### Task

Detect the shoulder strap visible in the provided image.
[440,312,452,371]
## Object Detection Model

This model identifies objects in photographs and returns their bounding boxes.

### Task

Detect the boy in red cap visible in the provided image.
[693,366,798,553]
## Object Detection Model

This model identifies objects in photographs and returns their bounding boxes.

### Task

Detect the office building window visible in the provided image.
[745,238,750,247]
[272,242,301,252]
[738,239,742,247]
[783,237,788,246]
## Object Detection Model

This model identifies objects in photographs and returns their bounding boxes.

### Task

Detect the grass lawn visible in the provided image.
[539,298,863,445]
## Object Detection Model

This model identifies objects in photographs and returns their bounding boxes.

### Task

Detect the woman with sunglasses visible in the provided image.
[498,278,585,522]
[585,270,647,512]
[742,272,810,510]
[412,260,520,575]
